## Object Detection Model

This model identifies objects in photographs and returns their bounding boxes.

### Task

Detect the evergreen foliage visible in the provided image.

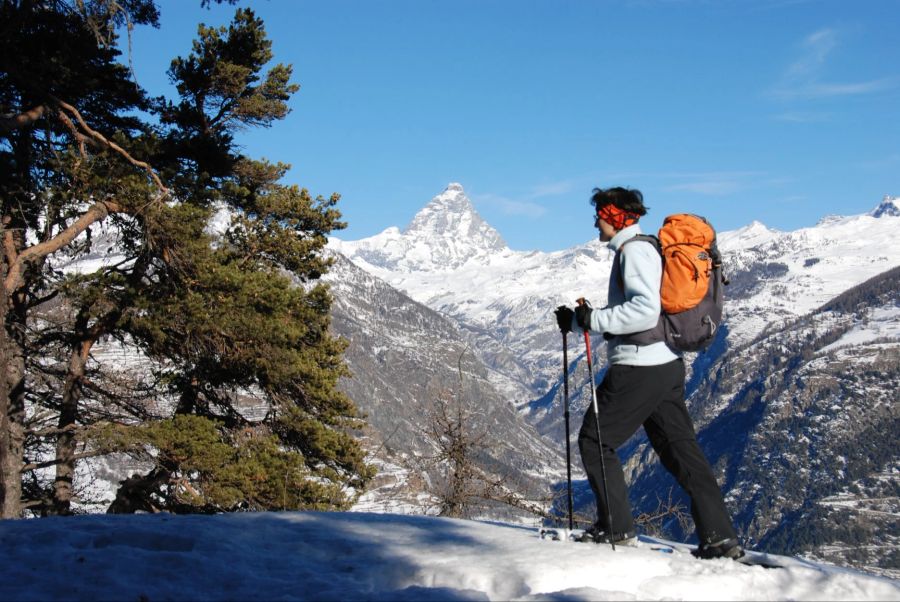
[97,415,351,512]
[819,264,900,314]
[0,0,371,517]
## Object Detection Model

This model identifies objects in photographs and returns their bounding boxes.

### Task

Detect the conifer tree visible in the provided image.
[0,0,371,517]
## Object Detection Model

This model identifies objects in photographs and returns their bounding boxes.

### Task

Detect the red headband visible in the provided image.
[596,204,640,230]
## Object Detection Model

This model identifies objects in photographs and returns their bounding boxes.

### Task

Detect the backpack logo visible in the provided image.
[620,214,727,352]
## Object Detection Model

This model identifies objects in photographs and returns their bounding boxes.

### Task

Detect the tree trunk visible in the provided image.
[51,305,121,515]
[50,344,89,515]
[0,294,26,519]
[0,241,14,518]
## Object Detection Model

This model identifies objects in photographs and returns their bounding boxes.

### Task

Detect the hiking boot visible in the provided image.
[691,537,745,560]
[577,524,637,546]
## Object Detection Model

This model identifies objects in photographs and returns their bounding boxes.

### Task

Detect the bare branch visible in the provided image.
[2,94,175,293]
[634,487,692,538]
[26,423,81,438]
[55,108,88,161]
[21,449,103,472]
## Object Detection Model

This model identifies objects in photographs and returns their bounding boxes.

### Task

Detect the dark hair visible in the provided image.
[590,187,648,216]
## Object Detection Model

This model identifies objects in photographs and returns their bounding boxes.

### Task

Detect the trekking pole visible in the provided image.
[578,300,616,551]
[561,330,574,532]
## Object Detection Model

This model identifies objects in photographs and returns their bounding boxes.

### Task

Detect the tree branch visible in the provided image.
[4,199,119,292]
[2,93,175,293]
[0,105,48,135]
[2,215,18,270]
[53,96,169,198]
[21,449,103,472]
[26,423,82,438]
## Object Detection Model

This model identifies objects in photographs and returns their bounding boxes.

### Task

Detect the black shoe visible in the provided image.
[691,537,745,560]
[577,524,637,545]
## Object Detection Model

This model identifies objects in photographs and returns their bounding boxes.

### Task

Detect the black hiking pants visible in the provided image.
[578,358,737,544]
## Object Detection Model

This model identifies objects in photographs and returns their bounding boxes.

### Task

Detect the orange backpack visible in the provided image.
[618,214,727,352]
[658,214,718,313]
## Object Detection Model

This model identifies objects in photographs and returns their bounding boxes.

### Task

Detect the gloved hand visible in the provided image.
[554,305,573,334]
[575,298,593,331]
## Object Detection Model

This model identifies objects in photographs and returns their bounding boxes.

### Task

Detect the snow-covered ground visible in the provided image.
[819,306,900,355]
[1,511,897,601]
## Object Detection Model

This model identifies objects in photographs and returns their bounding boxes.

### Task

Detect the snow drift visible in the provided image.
[1,511,896,601]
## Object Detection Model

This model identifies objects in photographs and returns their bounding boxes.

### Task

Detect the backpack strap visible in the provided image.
[614,234,660,289]
[611,234,666,346]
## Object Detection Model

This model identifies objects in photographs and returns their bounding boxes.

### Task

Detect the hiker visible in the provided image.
[554,186,742,560]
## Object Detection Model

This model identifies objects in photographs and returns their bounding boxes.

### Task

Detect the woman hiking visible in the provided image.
[554,186,742,560]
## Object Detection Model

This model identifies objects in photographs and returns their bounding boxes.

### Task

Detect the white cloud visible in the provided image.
[769,28,897,100]
[529,180,576,198]
[786,28,837,80]
[472,180,576,219]
[665,180,742,196]
[773,110,833,123]
[590,170,767,197]
[777,194,809,203]
[857,153,900,170]
[474,193,547,218]
[655,170,786,197]
[775,78,897,101]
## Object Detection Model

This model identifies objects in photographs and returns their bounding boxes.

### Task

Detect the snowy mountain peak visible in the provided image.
[329,183,509,273]
[718,220,781,252]
[404,183,506,249]
[870,195,900,218]
[736,220,774,235]
[404,184,472,232]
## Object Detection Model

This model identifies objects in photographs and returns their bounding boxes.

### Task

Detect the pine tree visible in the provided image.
[0,0,371,517]
[1,0,159,517]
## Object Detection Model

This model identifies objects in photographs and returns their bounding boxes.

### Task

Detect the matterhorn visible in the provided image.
[330,183,508,274]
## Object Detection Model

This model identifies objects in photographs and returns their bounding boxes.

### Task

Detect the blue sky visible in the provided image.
[130,0,899,251]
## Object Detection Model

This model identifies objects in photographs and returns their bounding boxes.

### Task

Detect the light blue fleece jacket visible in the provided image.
[577,224,680,367]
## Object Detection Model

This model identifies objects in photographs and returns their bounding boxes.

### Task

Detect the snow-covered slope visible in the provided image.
[1,511,896,601]
[721,194,900,345]
[324,251,565,516]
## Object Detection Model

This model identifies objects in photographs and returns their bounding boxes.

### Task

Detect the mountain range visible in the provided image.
[328,184,900,577]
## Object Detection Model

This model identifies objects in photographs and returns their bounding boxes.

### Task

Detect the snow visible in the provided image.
[1,511,897,601]
[819,306,900,354]
[870,195,900,218]
[717,220,782,252]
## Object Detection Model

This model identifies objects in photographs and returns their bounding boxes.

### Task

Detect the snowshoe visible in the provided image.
[577,524,637,546]
[691,537,745,560]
